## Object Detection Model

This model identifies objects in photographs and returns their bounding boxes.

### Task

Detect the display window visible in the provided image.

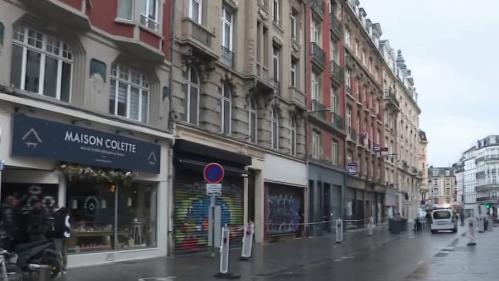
[66,180,157,254]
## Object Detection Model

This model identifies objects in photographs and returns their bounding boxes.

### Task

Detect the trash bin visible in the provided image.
[389,218,408,234]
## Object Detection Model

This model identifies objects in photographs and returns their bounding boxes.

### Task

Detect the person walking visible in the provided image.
[1,196,24,250]
[27,199,50,242]
[50,205,71,272]
[425,211,433,231]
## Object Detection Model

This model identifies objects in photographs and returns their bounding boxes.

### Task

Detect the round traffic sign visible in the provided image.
[203,163,225,184]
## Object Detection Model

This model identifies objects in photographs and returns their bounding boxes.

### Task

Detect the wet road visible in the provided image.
[64,227,467,281]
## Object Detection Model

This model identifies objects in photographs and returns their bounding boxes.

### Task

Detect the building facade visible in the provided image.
[0,0,174,267]
[170,0,309,250]
[458,136,499,218]
[428,167,457,207]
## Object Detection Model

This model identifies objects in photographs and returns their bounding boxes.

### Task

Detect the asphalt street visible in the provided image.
[62,226,480,281]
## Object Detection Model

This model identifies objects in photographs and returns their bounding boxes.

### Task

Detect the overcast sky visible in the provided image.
[359,0,499,167]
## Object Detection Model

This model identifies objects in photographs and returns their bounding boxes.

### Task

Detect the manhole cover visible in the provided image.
[138,277,176,281]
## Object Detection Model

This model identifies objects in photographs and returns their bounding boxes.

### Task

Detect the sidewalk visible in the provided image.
[62,225,408,281]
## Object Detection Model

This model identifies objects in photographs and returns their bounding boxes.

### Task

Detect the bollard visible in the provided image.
[478,216,485,233]
[367,217,374,237]
[214,225,240,279]
[489,218,494,232]
[467,217,477,246]
[240,222,255,261]
[336,219,344,243]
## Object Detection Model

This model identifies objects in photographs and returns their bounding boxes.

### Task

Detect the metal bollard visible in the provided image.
[367,217,374,237]
[240,222,255,261]
[336,219,344,243]
[478,216,485,233]
[467,217,477,246]
[214,225,240,279]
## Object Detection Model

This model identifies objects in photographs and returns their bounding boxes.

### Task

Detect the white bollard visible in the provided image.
[367,217,374,236]
[467,217,477,246]
[490,217,494,232]
[336,219,344,243]
[214,225,240,279]
[240,222,255,261]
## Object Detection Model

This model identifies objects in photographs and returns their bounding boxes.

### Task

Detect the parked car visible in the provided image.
[431,209,457,234]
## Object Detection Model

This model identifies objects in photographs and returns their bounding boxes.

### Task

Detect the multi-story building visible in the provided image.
[0,0,174,267]
[418,130,429,205]
[428,167,457,207]
[458,135,499,218]
[170,0,309,250]
[342,1,387,223]
[454,162,465,206]
[305,0,347,235]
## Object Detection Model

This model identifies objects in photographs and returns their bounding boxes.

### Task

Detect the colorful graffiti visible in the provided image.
[174,181,243,253]
[267,190,302,235]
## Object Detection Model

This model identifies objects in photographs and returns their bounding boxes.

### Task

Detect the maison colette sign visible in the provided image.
[11,115,161,173]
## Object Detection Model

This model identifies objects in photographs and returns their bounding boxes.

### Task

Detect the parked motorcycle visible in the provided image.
[15,239,62,280]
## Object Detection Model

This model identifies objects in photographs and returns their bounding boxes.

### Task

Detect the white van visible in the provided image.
[431,209,457,234]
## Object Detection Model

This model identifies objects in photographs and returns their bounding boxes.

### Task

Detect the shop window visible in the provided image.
[10,25,72,102]
[67,180,157,253]
[1,183,59,211]
[109,64,150,123]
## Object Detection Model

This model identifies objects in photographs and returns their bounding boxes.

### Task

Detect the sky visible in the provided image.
[360,0,499,167]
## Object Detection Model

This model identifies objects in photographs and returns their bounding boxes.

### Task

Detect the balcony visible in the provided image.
[247,62,274,95]
[311,0,324,19]
[290,87,306,111]
[179,18,217,60]
[311,43,326,71]
[330,14,343,40]
[19,0,90,30]
[220,46,234,68]
[330,61,344,86]
[410,166,418,175]
[346,126,358,144]
[311,100,328,122]
[476,183,499,193]
[384,90,400,111]
[476,155,499,163]
[331,112,345,132]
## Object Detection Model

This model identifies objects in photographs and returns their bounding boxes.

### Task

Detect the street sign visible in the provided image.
[204,163,225,184]
[347,162,358,175]
[207,183,222,196]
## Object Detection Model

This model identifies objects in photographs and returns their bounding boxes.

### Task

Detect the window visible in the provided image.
[273,46,280,82]
[109,64,149,123]
[221,83,232,135]
[117,0,134,20]
[222,5,234,51]
[312,130,321,159]
[290,13,297,41]
[290,116,297,155]
[311,72,320,110]
[290,59,297,87]
[345,69,352,90]
[271,108,279,150]
[332,139,339,165]
[184,67,200,124]
[273,0,280,24]
[330,87,338,114]
[140,0,159,31]
[0,22,4,45]
[345,28,351,47]
[249,98,258,143]
[311,19,321,44]
[346,105,352,129]
[10,26,73,102]
[189,0,202,24]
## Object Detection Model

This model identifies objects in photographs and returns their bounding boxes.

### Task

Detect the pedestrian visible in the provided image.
[425,211,432,231]
[49,204,71,272]
[1,196,24,251]
[27,199,50,242]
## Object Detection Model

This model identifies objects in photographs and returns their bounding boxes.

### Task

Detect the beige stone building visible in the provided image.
[170,0,309,251]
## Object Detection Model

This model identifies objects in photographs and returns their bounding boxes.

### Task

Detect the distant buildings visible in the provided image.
[428,167,457,207]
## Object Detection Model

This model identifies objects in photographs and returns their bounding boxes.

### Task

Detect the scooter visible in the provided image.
[15,239,62,280]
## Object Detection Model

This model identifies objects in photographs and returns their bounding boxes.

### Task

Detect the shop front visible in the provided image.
[384,189,399,218]
[263,154,307,240]
[346,176,367,229]
[172,140,251,254]
[0,109,172,268]
[307,161,344,236]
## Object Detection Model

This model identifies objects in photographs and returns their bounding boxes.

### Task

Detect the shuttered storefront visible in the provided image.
[174,168,244,254]
[265,183,304,239]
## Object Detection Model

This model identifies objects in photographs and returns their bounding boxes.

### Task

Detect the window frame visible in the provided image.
[290,59,297,88]
[271,107,279,150]
[311,72,320,110]
[11,25,73,102]
[117,0,134,21]
[221,83,232,135]
[185,67,200,125]
[312,130,321,159]
[332,139,339,165]
[249,98,258,143]
[189,0,203,24]
[290,116,297,155]
[140,0,160,31]
[273,0,280,24]
[221,5,234,51]
[109,64,150,123]
[290,13,297,41]
[272,45,280,82]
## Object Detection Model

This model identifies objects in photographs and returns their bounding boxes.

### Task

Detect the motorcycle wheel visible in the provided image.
[40,252,61,279]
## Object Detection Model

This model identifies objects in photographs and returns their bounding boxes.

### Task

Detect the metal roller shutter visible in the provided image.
[174,169,244,254]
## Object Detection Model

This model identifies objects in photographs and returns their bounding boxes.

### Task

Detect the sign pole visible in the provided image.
[211,194,216,257]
